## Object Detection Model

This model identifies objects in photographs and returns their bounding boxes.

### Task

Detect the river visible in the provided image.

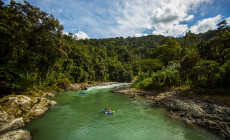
[24,84,221,140]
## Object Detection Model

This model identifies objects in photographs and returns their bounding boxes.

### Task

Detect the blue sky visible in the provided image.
[4,0,230,39]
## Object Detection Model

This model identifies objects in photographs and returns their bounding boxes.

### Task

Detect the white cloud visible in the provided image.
[134,33,143,37]
[153,24,188,36]
[190,15,222,34]
[110,0,212,37]
[226,17,230,25]
[183,15,194,21]
[150,0,211,36]
[110,0,154,37]
[74,31,89,40]
[63,32,69,35]
[24,0,215,38]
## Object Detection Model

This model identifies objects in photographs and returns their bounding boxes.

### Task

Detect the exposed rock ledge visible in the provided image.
[114,85,230,140]
[0,129,31,140]
[0,94,56,140]
[164,100,230,139]
[0,117,24,134]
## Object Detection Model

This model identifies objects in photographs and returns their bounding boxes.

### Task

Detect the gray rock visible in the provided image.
[0,111,9,124]
[1,94,57,123]
[202,104,230,116]
[22,97,56,122]
[36,97,50,107]
[31,97,40,104]
[48,101,57,106]
[165,100,230,139]
[29,107,48,117]
[0,129,31,140]
[0,118,24,134]
[167,100,204,114]
[1,95,33,118]
[42,92,55,98]
[23,105,48,123]
[66,84,80,91]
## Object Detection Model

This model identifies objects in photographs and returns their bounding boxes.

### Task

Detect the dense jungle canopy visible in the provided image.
[1,1,230,95]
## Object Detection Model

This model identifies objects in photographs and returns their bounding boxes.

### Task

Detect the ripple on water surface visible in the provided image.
[24,84,222,140]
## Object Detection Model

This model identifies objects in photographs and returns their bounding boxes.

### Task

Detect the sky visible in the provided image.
[4,0,230,39]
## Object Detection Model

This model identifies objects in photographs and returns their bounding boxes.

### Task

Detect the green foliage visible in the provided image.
[56,78,71,89]
[105,59,125,81]
[189,60,223,88]
[135,77,153,90]
[157,38,182,65]
[217,20,229,31]
[71,66,83,82]
[222,61,230,86]
[145,48,158,59]
[0,1,68,92]
[134,63,181,90]
[0,1,229,95]
[138,59,163,73]
[180,50,200,84]
[223,48,230,61]
[181,31,198,56]
[197,23,230,63]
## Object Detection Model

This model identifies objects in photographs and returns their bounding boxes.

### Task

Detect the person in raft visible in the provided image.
[105,108,108,112]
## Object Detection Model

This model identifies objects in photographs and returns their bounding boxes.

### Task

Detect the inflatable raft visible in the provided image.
[102,109,113,114]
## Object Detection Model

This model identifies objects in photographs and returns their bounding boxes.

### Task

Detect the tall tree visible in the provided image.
[0,0,68,91]
[157,38,182,65]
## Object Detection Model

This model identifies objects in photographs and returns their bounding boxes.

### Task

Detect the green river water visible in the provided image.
[24,84,221,140]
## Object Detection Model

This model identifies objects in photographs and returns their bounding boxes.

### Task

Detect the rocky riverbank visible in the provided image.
[113,84,230,140]
[0,92,56,140]
[0,81,118,140]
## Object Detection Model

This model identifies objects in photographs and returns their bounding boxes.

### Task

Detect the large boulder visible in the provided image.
[9,95,32,112]
[35,97,56,107]
[0,129,31,140]
[0,117,24,134]
[23,106,48,123]
[66,84,80,91]
[1,94,57,124]
[22,97,56,122]
[31,97,40,104]
[42,92,55,98]
[0,111,9,124]
[48,101,57,106]
[29,106,48,117]
[0,95,33,119]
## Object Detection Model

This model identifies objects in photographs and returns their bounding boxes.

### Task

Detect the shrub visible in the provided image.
[221,60,230,87]
[134,63,181,90]
[57,78,71,89]
[189,60,223,88]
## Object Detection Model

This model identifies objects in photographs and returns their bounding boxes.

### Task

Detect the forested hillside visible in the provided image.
[1,1,230,95]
